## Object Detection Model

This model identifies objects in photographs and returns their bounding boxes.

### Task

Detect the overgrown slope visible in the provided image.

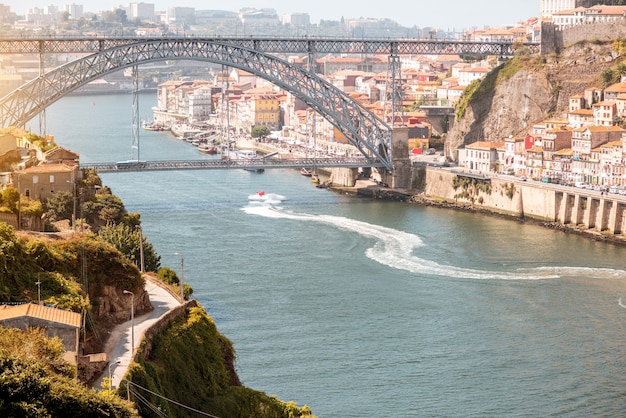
[124,304,315,418]
[0,327,138,417]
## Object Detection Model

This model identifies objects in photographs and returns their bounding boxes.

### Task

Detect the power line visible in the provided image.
[123,380,220,418]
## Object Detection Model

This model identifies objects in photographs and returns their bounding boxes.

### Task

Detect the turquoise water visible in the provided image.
[33,93,626,417]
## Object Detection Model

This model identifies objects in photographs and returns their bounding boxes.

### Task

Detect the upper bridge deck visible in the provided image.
[0,36,539,57]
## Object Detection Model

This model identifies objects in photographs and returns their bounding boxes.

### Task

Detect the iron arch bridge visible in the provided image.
[0,38,397,170]
[0,37,539,172]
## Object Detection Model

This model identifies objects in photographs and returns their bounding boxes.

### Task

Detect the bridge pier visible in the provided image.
[380,127,411,189]
[330,167,358,187]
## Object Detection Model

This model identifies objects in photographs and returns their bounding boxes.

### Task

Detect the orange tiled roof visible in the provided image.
[22,163,77,174]
[0,304,81,328]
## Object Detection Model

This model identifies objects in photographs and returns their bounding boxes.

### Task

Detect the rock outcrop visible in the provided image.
[446,42,622,158]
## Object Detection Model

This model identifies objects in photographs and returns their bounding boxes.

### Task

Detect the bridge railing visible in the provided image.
[80,157,385,173]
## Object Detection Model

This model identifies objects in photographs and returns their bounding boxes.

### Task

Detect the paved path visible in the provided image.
[91,277,181,390]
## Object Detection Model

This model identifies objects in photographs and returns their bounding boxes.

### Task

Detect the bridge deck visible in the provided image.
[80,157,385,173]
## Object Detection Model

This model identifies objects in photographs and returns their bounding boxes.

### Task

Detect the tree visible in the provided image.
[1,187,19,213]
[98,223,161,272]
[157,267,179,285]
[251,125,270,140]
[44,191,73,223]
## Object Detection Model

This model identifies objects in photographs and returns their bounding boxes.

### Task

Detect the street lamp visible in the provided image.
[35,281,41,305]
[174,253,185,302]
[16,172,23,230]
[123,290,134,353]
[137,225,144,273]
[109,360,121,389]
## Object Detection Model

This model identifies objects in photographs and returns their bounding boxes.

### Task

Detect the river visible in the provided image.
[30,92,626,417]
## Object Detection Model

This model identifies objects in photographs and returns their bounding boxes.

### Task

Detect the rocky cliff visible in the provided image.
[446,41,623,158]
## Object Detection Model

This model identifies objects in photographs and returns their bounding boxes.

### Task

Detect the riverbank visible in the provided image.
[330,177,626,247]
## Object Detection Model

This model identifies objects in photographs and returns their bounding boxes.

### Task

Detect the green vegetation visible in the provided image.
[23,132,57,152]
[504,182,516,199]
[452,176,492,203]
[455,53,546,121]
[156,266,193,300]
[251,125,271,140]
[0,222,142,306]
[0,327,138,417]
[613,37,626,55]
[124,305,314,418]
[598,59,626,88]
[99,223,161,273]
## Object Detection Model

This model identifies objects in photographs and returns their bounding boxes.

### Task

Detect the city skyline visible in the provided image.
[5,1,538,30]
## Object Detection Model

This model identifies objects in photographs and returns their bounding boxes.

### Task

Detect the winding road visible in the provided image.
[91,277,181,390]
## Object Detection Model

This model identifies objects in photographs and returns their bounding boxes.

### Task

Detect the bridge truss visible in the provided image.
[0,39,395,170]
[0,37,539,56]
[0,37,539,172]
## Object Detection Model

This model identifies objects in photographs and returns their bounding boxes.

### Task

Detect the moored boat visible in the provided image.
[198,143,218,154]
[300,167,312,177]
[142,121,170,131]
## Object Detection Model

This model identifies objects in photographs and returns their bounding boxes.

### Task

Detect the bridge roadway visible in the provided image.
[80,156,384,173]
[0,36,540,57]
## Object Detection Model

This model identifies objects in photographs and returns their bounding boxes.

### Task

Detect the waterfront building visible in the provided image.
[460,141,505,172]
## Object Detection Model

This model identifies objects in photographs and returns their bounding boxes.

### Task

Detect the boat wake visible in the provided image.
[246,191,286,208]
[242,195,626,281]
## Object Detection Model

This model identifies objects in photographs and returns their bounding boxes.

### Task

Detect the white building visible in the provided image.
[129,2,155,22]
[540,0,576,18]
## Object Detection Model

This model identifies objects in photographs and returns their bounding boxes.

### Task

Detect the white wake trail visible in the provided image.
[242,197,626,281]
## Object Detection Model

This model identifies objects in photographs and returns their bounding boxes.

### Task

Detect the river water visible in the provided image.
[31,93,626,417]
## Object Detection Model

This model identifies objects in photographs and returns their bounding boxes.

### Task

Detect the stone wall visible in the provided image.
[422,167,626,236]
[542,21,626,54]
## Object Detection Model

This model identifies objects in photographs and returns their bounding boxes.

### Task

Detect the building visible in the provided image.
[129,2,155,22]
[14,162,80,201]
[541,0,576,18]
[461,141,505,172]
[0,304,81,365]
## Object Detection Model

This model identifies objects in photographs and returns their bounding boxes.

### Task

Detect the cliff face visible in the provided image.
[446,42,621,157]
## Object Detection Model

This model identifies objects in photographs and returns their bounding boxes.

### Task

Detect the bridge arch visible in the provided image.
[0,39,393,170]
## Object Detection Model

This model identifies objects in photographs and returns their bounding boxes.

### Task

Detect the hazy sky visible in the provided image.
[7,1,539,29]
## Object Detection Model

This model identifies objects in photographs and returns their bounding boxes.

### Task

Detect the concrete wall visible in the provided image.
[423,167,626,235]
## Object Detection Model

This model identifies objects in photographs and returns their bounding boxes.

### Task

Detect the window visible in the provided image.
[49,175,55,183]
[32,175,38,184]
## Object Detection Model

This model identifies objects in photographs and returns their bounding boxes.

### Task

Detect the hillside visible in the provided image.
[124,302,314,417]
[447,40,625,156]
[0,226,314,417]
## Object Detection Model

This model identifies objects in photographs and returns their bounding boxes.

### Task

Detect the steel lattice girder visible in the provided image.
[0,37,539,56]
[0,39,394,170]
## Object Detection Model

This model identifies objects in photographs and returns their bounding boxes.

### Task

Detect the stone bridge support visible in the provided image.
[330,167,359,187]
[380,127,411,189]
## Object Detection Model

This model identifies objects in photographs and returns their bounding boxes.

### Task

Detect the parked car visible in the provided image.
[519,176,527,181]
